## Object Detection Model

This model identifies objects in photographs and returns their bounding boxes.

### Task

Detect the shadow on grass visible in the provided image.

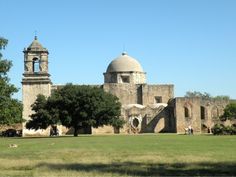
[37,161,236,176]
[9,135,96,140]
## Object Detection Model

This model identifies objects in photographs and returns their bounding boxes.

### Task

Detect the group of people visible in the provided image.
[185,125,194,135]
[50,125,59,136]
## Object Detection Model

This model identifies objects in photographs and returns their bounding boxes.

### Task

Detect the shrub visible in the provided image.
[212,124,236,135]
[212,124,224,135]
[231,125,236,135]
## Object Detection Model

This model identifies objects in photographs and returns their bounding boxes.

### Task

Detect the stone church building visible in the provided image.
[22,37,229,136]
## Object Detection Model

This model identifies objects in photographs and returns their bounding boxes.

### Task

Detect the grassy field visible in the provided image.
[0,134,236,176]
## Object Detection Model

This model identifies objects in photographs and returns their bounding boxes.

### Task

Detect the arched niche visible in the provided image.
[211,106,219,119]
[184,102,192,118]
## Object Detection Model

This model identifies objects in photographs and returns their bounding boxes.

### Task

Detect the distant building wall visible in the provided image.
[103,83,140,105]
[174,97,201,134]
[200,99,229,133]
[142,84,174,105]
[103,83,174,106]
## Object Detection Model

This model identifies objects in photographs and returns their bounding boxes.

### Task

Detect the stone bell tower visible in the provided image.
[22,36,51,136]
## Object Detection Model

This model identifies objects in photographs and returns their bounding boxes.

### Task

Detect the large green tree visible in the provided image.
[220,103,236,121]
[26,84,124,136]
[0,37,22,125]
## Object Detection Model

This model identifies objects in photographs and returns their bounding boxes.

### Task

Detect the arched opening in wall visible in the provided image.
[132,118,139,128]
[211,106,219,119]
[201,106,206,120]
[201,124,208,133]
[33,58,40,73]
[184,107,190,118]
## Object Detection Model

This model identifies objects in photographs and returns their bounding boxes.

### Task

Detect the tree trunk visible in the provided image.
[74,126,79,136]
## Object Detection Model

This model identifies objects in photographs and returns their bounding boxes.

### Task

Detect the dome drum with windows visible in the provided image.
[104,52,146,84]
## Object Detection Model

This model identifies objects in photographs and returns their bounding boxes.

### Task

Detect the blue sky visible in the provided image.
[1,0,236,100]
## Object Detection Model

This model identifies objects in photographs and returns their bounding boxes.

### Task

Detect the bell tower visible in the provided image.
[22,36,51,136]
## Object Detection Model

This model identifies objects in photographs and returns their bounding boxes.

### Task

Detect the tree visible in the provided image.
[0,37,22,125]
[185,91,229,101]
[26,84,124,136]
[25,94,59,130]
[220,103,236,121]
[185,91,211,99]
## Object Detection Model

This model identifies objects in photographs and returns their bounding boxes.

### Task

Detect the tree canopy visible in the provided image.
[26,84,124,136]
[0,37,22,125]
[220,103,236,121]
[185,91,229,101]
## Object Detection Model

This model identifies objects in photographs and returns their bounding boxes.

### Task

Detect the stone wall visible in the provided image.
[103,83,174,106]
[142,84,174,105]
[200,99,229,132]
[200,99,229,120]
[22,79,51,136]
[174,97,201,134]
[103,83,140,105]
[92,126,116,134]
[120,104,175,134]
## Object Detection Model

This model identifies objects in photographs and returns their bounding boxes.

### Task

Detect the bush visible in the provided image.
[231,125,236,135]
[220,103,236,121]
[212,124,236,135]
[212,124,224,135]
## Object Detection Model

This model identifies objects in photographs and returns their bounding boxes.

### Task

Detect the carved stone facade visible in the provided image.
[22,37,231,136]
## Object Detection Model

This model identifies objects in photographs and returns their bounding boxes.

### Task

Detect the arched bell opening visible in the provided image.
[33,58,40,73]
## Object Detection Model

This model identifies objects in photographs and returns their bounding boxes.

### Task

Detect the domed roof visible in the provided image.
[26,36,48,52]
[106,52,144,73]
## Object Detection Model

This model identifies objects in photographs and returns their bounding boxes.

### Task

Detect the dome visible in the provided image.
[106,52,144,73]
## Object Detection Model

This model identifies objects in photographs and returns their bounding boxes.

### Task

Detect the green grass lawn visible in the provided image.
[0,134,236,176]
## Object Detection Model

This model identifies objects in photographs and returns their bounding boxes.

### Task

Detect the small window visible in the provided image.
[201,106,205,120]
[121,76,130,83]
[33,58,40,72]
[155,96,162,103]
[184,107,189,118]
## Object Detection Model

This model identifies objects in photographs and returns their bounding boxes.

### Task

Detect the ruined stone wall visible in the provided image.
[120,104,175,134]
[200,99,229,120]
[200,99,229,132]
[174,97,201,134]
